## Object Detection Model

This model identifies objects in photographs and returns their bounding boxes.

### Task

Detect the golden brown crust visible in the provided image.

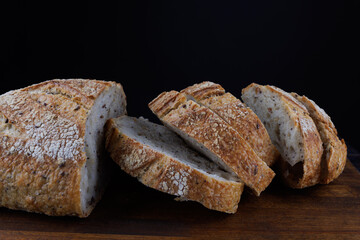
[291,93,347,184]
[182,82,279,166]
[181,81,225,100]
[0,79,122,217]
[148,91,187,118]
[105,118,244,214]
[24,79,102,110]
[149,91,275,196]
[264,85,323,188]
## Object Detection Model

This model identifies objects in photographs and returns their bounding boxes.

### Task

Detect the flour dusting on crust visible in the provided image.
[161,166,191,196]
[0,89,85,163]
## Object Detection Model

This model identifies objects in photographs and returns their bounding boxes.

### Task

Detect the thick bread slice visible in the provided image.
[181,81,279,166]
[241,83,323,188]
[291,93,347,184]
[149,91,275,196]
[0,79,126,217]
[105,116,243,213]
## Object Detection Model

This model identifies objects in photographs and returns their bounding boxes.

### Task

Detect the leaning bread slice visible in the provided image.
[105,116,243,213]
[149,91,275,196]
[181,81,279,166]
[241,83,323,188]
[291,93,347,184]
[0,79,126,217]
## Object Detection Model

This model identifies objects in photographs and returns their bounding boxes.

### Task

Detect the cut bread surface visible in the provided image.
[242,85,303,167]
[149,91,275,196]
[242,84,323,188]
[113,116,239,181]
[81,83,126,215]
[105,116,243,213]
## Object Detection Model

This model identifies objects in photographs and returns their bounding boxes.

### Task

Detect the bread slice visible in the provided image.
[0,79,126,217]
[291,93,347,184]
[149,91,275,196]
[105,116,243,213]
[181,81,279,167]
[241,83,323,188]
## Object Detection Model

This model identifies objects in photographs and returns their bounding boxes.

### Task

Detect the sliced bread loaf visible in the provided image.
[0,79,126,217]
[291,93,347,184]
[241,83,323,188]
[105,116,244,213]
[149,91,275,196]
[181,81,279,167]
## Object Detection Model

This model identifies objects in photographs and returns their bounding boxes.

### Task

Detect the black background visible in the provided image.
[2,1,359,149]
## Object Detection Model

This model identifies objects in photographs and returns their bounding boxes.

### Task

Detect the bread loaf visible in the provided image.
[181,81,279,167]
[105,116,243,213]
[0,79,126,217]
[291,93,347,184]
[149,91,275,196]
[242,83,323,188]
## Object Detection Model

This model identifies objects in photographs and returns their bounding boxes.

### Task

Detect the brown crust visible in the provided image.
[149,91,275,196]
[244,84,323,189]
[291,93,347,184]
[105,118,244,214]
[0,79,124,217]
[182,82,279,166]
[181,81,225,100]
[24,79,113,110]
[148,91,187,118]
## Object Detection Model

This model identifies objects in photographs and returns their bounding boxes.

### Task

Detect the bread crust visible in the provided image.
[291,93,347,184]
[0,79,125,217]
[148,90,187,118]
[242,84,323,188]
[105,117,244,214]
[149,91,275,196]
[181,82,279,166]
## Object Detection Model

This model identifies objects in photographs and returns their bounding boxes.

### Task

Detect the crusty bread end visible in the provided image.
[242,83,323,188]
[149,91,275,196]
[291,93,347,184]
[0,79,126,217]
[105,116,244,213]
[181,81,279,167]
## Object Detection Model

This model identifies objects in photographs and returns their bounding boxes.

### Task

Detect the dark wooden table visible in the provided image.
[1,159,360,239]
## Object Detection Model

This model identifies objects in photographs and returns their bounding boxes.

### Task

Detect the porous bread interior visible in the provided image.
[242,87,304,167]
[116,116,239,182]
[81,85,126,215]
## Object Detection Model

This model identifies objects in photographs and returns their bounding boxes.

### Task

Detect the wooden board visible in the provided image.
[1,160,360,240]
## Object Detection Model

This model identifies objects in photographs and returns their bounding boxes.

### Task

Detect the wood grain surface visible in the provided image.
[1,160,359,240]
